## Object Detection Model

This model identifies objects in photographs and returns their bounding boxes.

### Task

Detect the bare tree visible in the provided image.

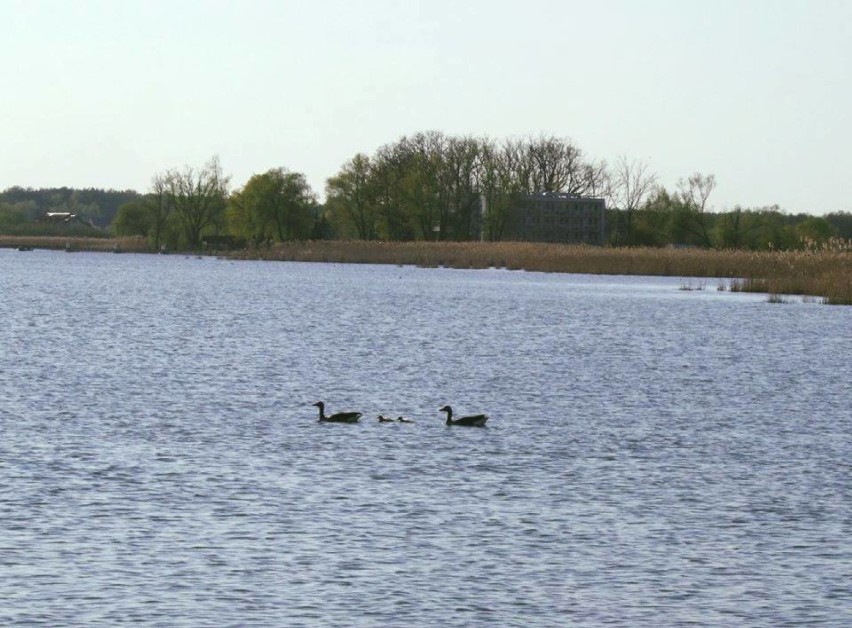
[406,131,448,239]
[610,156,658,244]
[677,172,716,247]
[500,138,533,195]
[166,156,230,249]
[147,173,171,252]
[476,138,520,241]
[527,135,581,193]
[441,135,481,239]
[526,134,606,197]
[582,158,611,199]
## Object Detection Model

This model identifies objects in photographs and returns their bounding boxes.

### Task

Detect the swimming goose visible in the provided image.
[439,405,488,426]
[313,401,361,423]
[377,415,396,423]
[396,416,414,423]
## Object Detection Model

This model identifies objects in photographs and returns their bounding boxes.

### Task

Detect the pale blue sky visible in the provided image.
[1,0,849,214]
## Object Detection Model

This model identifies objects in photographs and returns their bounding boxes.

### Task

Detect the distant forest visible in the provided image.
[0,186,141,236]
[2,182,851,251]
[2,132,851,250]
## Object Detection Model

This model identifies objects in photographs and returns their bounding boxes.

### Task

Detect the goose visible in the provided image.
[377,415,396,423]
[439,405,488,427]
[396,416,414,423]
[313,401,361,423]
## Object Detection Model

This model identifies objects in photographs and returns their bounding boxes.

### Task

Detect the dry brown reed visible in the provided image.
[235,240,759,276]
[727,239,852,305]
[0,235,149,253]
[234,239,852,304]
[5,236,850,304]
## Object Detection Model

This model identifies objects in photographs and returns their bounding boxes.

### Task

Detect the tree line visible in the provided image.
[2,132,850,250]
[0,186,140,236]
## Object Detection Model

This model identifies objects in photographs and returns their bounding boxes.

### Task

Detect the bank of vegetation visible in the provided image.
[0,235,149,253]
[229,239,852,305]
[2,131,850,303]
[8,235,847,305]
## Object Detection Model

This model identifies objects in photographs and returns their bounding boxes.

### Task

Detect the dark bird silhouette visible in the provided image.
[313,401,361,423]
[377,415,396,423]
[439,405,488,426]
[396,416,414,423]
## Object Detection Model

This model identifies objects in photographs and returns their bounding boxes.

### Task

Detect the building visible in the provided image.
[40,212,81,223]
[511,192,606,245]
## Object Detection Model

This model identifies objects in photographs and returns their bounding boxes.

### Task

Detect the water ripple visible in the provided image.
[1,251,850,625]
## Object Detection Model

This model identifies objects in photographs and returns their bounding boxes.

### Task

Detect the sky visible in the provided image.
[1,0,850,214]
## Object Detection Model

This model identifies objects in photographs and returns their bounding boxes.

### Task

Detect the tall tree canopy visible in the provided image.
[163,156,229,249]
[229,168,315,242]
[325,132,609,241]
[325,154,377,240]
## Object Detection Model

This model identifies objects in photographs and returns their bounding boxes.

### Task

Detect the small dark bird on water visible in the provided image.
[439,405,488,426]
[378,415,414,423]
[313,401,361,423]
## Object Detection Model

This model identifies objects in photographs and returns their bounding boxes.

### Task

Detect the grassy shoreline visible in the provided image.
[4,236,850,304]
[0,235,151,253]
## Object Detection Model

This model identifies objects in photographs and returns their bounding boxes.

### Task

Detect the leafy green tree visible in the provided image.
[632,187,679,246]
[230,168,315,242]
[310,205,335,240]
[146,174,172,252]
[226,190,258,241]
[745,207,798,250]
[405,132,447,239]
[714,206,746,249]
[326,154,379,240]
[825,211,852,240]
[0,201,35,230]
[713,206,782,250]
[370,142,417,240]
[112,201,152,237]
[795,216,835,246]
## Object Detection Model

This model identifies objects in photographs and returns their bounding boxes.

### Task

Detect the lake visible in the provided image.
[1,249,850,626]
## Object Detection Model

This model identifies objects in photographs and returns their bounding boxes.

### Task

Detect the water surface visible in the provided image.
[1,249,850,626]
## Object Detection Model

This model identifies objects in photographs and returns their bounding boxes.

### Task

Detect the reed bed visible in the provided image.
[0,235,149,253]
[726,244,852,305]
[235,239,852,305]
[236,240,752,276]
[5,236,850,304]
